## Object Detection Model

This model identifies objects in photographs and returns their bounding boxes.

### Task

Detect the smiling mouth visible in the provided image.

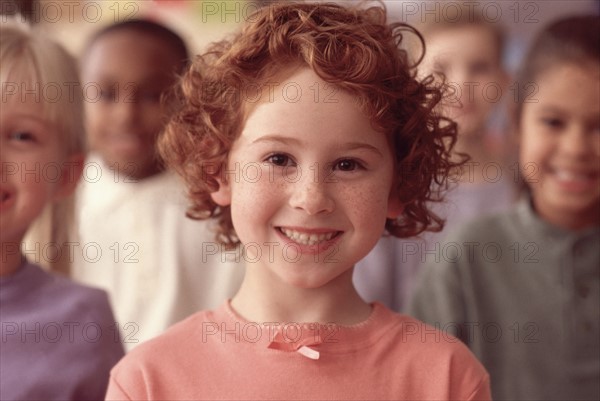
[552,169,598,182]
[277,227,342,246]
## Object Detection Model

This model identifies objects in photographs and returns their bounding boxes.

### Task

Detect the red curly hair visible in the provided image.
[159,1,459,247]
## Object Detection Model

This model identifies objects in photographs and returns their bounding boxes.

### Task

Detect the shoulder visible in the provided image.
[386,312,490,399]
[138,172,186,202]
[444,204,521,244]
[2,264,114,329]
[27,266,116,324]
[112,309,213,370]
[387,311,469,355]
[370,307,491,399]
[1,264,124,399]
[374,306,480,363]
[22,264,107,302]
[44,270,110,307]
[412,318,479,365]
[107,309,216,398]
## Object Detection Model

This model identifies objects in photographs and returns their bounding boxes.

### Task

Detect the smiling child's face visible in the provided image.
[421,25,504,137]
[0,96,76,246]
[519,63,600,230]
[211,67,402,289]
[82,30,181,180]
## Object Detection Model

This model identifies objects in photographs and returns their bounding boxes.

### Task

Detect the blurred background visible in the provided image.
[1,0,598,72]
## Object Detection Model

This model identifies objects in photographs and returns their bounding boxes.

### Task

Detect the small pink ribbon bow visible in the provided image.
[267,329,323,360]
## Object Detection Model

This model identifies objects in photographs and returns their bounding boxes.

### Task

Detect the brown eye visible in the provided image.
[10,131,36,142]
[99,89,117,102]
[470,61,491,75]
[335,159,361,171]
[541,118,564,130]
[139,91,161,103]
[266,154,292,167]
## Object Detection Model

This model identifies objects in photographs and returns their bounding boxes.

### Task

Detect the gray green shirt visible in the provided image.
[407,198,599,401]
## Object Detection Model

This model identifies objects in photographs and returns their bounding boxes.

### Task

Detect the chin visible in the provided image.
[280,272,339,290]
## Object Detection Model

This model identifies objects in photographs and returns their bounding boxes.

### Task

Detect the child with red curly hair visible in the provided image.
[106,2,491,399]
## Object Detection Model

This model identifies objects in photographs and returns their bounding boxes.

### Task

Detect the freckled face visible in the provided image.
[212,67,401,289]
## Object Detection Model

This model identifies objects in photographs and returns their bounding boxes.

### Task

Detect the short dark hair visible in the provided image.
[515,15,600,122]
[85,19,189,72]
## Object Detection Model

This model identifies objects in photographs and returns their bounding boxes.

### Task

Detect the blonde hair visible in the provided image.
[1,17,86,274]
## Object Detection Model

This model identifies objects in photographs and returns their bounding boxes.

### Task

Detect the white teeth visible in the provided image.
[280,228,337,245]
[555,170,590,182]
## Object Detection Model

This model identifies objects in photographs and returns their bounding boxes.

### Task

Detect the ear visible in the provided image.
[53,153,85,200]
[386,191,404,219]
[210,178,232,207]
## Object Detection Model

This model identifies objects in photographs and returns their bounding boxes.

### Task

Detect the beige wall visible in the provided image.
[27,0,251,58]
[8,1,597,66]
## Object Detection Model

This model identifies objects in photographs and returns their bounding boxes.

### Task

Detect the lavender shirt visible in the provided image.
[0,262,124,400]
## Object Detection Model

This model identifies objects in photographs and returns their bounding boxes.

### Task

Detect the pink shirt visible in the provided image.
[106,302,491,400]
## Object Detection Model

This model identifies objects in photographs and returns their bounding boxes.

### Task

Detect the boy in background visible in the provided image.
[355,8,515,310]
[73,20,244,350]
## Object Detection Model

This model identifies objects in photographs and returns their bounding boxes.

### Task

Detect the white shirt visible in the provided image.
[72,154,244,350]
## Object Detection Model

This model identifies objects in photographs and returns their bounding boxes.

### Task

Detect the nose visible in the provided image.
[288,173,335,215]
[0,135,9,164]
[113,89,141,128]
[0,142,5,176]
[443,69,473,109]
[0,139,14,183]
[560,125,591,159]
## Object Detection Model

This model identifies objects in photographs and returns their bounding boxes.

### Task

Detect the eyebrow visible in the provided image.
[251,135,384,156]
[7,112,48,125]
[342,142,384,156]
[536,106,565,114]
[536,105,600,123]
[251,135,302,147]
[94,74,171,88]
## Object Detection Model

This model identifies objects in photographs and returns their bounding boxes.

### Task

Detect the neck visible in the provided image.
[0,242,25,277]
[231,266,371,325]
[97,154,163,182]
[533,198,600,232]
[115,164,163,182]
[453,131,490,161]
[452,133,499,184]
